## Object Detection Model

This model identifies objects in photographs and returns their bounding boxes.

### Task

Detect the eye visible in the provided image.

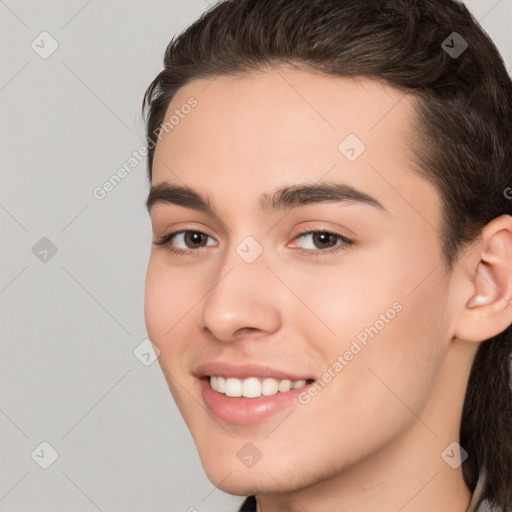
[152,230,217,255]
[152,228,354,257]
[290,229,354,257]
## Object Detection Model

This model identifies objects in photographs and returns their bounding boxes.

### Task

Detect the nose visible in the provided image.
[200,246,282,343]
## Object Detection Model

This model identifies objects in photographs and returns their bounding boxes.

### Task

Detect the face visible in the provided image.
[144,66,455,496]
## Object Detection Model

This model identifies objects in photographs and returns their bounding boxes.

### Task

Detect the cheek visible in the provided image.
[144,265,169,343]
[144,259,194,355]
[144,261,200,417]
[287,243,448,413]
[279,252,401,345]
[346,279,447,425]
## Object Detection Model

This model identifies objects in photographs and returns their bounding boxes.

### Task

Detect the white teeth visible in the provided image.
[242,377,261,398]
[278,379,292,392]
[225,377,242,397]
[217,376,226,393]
[208,376,309,398]
[261,377,278,396]
[292,379,306,389]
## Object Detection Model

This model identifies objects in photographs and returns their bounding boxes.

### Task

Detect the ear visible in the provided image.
[453,214,512,343]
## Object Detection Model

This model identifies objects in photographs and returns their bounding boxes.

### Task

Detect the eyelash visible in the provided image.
[152,228,355,257]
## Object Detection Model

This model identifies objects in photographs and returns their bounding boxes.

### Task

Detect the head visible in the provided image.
[142,0,512,510]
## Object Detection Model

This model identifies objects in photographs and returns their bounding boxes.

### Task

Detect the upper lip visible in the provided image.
[195,361,315,381]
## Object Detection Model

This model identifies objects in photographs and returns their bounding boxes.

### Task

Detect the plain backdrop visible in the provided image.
[1,1,511,511]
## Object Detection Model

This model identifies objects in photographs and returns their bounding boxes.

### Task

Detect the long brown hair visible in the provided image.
[141,1,512,509]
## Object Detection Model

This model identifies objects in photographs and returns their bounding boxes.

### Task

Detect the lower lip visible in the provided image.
[199,378,313,425]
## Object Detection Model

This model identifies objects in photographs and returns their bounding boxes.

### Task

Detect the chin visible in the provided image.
[200,455,309,496]
[205,472,283,497]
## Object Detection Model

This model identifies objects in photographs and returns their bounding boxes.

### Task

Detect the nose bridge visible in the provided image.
[200,234,281,342]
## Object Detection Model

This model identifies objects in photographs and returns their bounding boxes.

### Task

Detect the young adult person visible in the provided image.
[142,1,512,510]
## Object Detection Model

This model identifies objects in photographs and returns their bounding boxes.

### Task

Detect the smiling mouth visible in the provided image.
[205,375,315,398]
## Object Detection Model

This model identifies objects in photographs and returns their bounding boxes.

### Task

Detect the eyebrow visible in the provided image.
[145,181,386,217]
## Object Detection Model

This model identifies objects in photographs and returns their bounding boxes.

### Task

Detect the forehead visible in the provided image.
[155,66,413,167]
[151,65,441,227]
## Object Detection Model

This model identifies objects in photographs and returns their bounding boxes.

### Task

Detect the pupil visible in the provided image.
[316,232,333,248]
[188,232,203,246]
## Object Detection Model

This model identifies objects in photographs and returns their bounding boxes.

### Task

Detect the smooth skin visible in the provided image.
[144,65,512,512]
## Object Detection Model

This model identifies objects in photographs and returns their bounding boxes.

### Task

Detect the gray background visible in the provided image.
[1,1,511,511]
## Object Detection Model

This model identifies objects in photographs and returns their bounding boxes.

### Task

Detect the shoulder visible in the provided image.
[237,495,257,511]
[236,496,504,512]
[476,499,507,512]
